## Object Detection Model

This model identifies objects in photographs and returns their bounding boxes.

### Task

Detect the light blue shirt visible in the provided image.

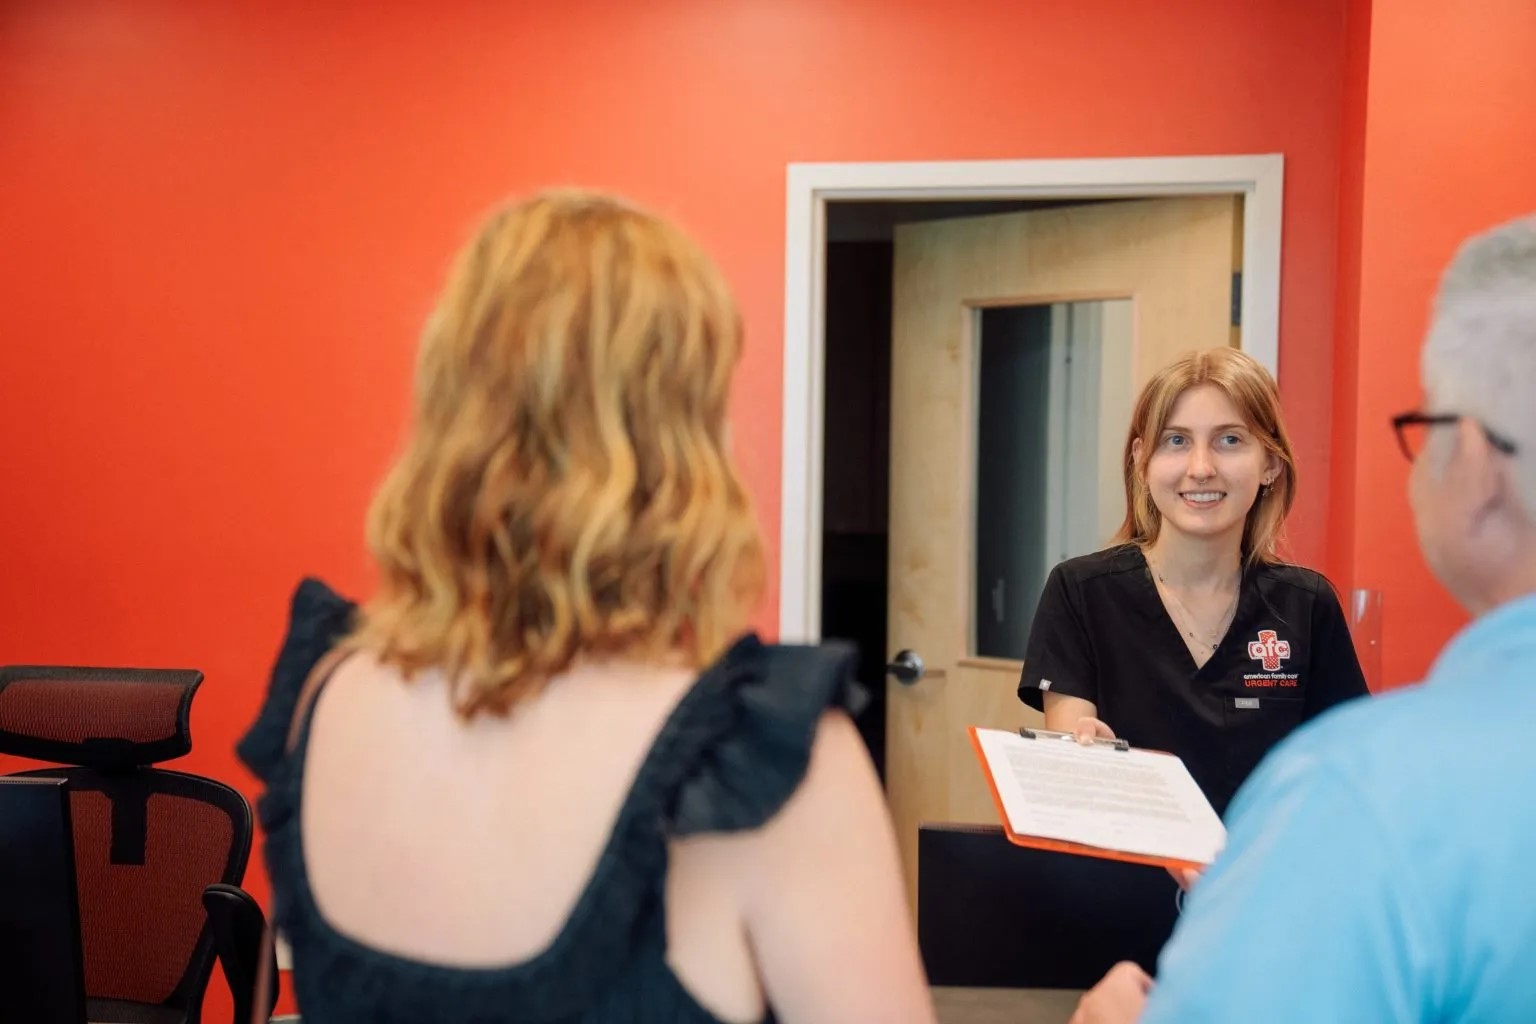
[1142,592,1536,1024]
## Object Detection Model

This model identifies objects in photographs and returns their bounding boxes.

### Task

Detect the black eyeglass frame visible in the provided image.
[1391,411,1519,461]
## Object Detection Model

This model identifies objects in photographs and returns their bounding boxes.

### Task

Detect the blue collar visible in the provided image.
[1426,590,1536,682]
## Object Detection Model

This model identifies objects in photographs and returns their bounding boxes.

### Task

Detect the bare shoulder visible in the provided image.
[768,710,881,833]
[713,708,898,910]
[722,709,935,1022]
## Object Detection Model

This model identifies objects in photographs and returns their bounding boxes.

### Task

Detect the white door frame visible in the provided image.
[779,154,1285,642]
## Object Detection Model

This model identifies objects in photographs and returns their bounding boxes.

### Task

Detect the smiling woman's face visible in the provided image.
[1137,384,1278,546]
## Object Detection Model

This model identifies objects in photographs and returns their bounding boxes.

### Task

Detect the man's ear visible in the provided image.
[1456,418,1507,532]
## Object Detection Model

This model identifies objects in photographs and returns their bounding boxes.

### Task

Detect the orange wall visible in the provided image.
[1,0,1351,1013]
[1345,0,1536,687]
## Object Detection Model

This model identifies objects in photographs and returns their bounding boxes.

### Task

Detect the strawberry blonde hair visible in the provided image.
[348,191,764,716]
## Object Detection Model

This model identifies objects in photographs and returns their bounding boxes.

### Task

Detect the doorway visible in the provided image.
[796,158,1284,904]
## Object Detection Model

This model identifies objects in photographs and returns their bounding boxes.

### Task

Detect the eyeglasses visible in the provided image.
[1391,411,1519,461]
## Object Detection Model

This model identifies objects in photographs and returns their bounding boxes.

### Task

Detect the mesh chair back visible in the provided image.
[0,666,252,1024]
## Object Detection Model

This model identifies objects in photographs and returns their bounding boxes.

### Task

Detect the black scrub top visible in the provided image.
[1017,543,1369,816]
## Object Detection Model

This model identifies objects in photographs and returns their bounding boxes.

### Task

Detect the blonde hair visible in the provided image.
[1114,347,1297,565]
[349,190,765,717]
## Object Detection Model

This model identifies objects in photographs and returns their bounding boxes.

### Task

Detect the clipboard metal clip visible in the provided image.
[1018,727,1130,752]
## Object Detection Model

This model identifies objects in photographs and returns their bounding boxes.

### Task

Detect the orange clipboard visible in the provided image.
[967,725,1212,871]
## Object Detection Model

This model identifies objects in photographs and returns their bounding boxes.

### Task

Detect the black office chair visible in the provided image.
[202,884,282,1024]
[917,822,1180,989]
[0,665,253,1024]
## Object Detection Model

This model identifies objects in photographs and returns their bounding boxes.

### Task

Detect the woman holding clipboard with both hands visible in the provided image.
[1017,348,1369,837]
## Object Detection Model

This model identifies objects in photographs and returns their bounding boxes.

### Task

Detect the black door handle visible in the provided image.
[886,649,925,685]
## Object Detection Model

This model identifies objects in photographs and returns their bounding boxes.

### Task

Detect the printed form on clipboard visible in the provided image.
[968,726,1226,870]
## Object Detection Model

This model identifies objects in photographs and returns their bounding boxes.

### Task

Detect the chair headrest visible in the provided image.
[0,666,202,769]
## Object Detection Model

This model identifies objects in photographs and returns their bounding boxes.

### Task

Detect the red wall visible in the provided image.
[1,0,1354,1014]
[1345,0,1536,688]
[1326,0,1372,595]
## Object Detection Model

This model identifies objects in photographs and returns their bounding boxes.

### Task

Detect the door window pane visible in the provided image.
[971,300,1133,659]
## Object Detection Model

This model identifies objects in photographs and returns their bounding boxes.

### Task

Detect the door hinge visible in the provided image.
[1231,271,1243,328]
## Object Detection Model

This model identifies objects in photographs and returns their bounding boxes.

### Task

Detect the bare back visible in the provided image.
[301,654,764,1020]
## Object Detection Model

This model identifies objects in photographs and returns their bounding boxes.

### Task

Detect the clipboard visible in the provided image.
[967,725,1224,870]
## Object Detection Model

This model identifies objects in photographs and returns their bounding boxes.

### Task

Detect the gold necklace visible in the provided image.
[1149,561,1240,653]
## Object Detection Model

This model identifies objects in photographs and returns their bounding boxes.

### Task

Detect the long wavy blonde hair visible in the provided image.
[349,190,765,716]
[1114,347,1297,565]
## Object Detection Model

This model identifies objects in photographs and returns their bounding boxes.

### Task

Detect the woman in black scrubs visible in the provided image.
[1018,348,1368,817]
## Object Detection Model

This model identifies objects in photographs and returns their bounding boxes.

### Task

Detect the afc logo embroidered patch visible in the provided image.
[1247,629,1291,671]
